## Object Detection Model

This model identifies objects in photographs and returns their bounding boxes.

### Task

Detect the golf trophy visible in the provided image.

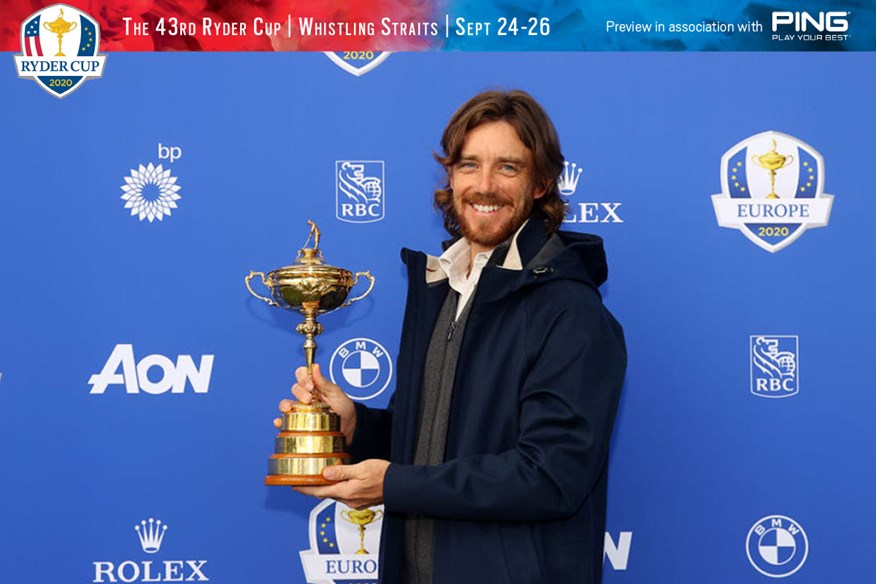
[246,221,374,485]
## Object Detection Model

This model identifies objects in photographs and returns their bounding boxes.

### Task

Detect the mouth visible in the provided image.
[470,203,505,215]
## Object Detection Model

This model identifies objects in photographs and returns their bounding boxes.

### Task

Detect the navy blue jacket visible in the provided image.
[350,216,627,583]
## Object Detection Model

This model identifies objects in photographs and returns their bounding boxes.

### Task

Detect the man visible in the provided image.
[282,90,627,583]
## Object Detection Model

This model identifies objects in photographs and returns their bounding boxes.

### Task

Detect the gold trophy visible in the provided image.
[751,139,794,199]
[246,221,374,486]
[341,508,384,554]
[43,9,77,57]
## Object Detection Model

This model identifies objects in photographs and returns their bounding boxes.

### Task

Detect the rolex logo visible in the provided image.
[558,161,583,196]
[135,518,168,553]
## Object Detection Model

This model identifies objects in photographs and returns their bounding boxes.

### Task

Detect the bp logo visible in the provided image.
[299,499,384,583]
[329,338,392,401]
[750,335,799,398]
[712,131,834,252]
[14,4,107,98]
[746,515,808,578]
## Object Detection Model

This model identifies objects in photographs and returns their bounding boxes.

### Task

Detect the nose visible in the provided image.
[477,169,495,194]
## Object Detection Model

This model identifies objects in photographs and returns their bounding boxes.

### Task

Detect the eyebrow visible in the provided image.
[457,154,528,165]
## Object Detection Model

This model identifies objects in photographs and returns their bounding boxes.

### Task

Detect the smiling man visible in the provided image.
[285,90,627,584]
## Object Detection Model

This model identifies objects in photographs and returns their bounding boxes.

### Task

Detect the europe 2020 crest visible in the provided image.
[711,131,834,253]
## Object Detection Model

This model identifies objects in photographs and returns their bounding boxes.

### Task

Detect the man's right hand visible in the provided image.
[274,363,357,445]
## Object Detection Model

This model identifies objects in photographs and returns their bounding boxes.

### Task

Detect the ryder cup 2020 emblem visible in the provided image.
[329,338,392,401]
[336,161,385,223]
[746,515,809,578]
[712,132,834,252]
[299,500,384,584]
[14,4,106,98]
[750,335,799,398]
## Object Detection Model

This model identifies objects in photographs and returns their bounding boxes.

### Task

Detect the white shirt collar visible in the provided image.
[437,238,494,317]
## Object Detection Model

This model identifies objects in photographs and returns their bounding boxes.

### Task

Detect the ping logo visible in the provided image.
[88,344,214,395]
[93,517,209,582]
[336,161,385,223]
[14,4,107,98]
[750,335,799,398]
[329,338,392,401]
[746,515,809,578]
[772,11,849,32]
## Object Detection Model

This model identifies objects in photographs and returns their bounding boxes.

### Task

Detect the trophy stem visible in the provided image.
[768,170,779,199]
[356,525,368,554]
[56,34,64,57]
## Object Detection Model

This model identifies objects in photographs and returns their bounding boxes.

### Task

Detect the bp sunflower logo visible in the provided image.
[120,163,182,222]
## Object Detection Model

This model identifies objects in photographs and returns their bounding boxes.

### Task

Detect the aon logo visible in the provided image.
[89,344,214,395]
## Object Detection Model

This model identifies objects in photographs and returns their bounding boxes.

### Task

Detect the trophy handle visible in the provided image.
[340,509,351,521]
[373,509,384,521]
[343,271,375,307]
[245,271,279,307]
[783,154,795,168]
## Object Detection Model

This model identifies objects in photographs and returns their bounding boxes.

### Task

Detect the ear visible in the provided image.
[533,179,551,200]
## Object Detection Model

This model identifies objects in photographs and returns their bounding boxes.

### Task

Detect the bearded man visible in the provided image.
[283,90,627,584]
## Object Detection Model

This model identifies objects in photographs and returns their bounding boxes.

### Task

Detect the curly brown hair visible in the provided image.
[434,90,567,238]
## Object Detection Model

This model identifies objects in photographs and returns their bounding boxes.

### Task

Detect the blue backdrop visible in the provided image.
[1,51,873,582]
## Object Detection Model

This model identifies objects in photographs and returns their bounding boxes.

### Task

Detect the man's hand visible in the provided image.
[274,363,357,444]
[294,459,390,509]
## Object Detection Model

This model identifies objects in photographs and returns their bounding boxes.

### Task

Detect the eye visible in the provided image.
[498,163,519,175]
[456,161,478,172]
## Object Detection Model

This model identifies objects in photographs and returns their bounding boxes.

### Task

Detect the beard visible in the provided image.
[453,191,535,249]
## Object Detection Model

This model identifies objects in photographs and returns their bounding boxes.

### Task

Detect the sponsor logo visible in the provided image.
[604,531,633,571]
[746,515,808,578]
[88,344,214,395]
[329,338,392,401]
[324,52,391,76]
[711,131,834,252]
[14,4,107,98]
[751,335,799,398]
[336,161,385,223]
[300,500,384,583]
[93,517,209,583]
[771,11,849,42]
[121,157,183,223]
[559,159,624,224]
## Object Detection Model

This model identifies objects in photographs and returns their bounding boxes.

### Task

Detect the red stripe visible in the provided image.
[34,35,43,57]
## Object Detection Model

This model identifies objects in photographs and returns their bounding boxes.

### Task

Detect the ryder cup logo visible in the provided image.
[746,515,808,578]
[712,131,834,252]
[329,338,392,401]
[336,161,385,223]
[300,499,384,583]
[14,4,106,98]
[324,52,391,77]
[751,335,799,398]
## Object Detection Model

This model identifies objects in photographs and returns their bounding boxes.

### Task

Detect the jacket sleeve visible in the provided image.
[382,291,626,522]
[348,399,393,462]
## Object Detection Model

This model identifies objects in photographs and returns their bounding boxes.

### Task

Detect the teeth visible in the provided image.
[472,204,502,213]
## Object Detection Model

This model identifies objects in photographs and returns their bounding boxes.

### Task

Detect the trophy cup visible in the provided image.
[246,221,374,486]
[751,139,794,199]
[341,507,384,554]
[43,9,77,57]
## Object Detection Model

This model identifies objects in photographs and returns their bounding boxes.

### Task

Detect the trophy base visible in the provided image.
[265,474,338,486]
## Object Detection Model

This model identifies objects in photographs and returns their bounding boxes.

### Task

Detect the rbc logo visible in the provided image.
[88,344,214,395]
[750,335,799,398]
[336,161,385,223]
[329,338,392,401]
[746,515,809,578]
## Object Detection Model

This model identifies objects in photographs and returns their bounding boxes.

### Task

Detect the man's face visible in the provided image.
[450,120,546,253]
